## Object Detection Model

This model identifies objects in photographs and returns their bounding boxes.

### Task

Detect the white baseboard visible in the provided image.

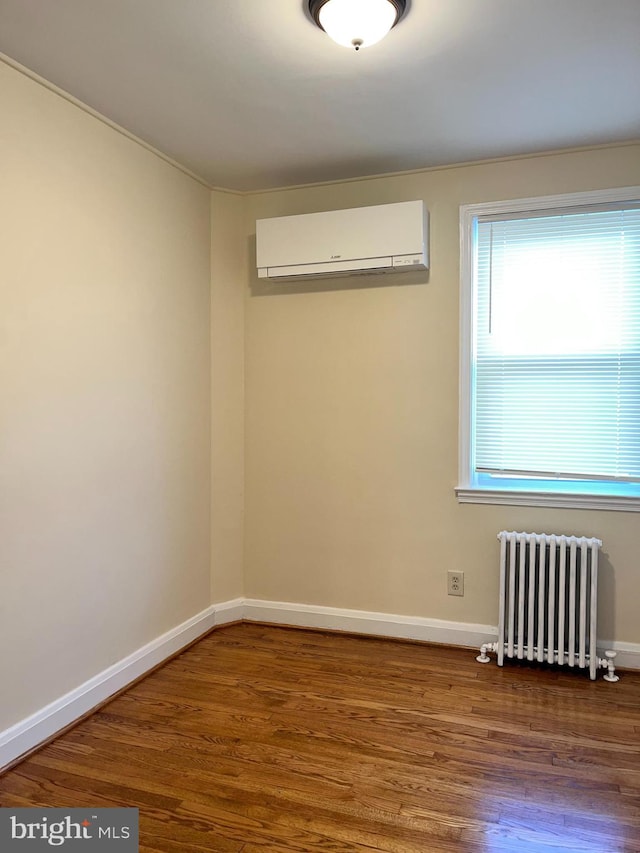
[599,640,640,672]
[213,597,245,626]
[0,604,220,771]
[2,597,638,772]
[242,599,640,671]
[243,598,497,649]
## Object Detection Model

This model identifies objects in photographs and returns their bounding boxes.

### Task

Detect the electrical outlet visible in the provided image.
[447,571,464,596]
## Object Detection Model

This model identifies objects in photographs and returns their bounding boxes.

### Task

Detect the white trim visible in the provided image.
[0,52,228,193]
[461,186,640,220]
[0,604,219,770]
[458,185,640,510]
[599,640,640,672]
[248,142,640,196]
[455,487,640,513]
[3,598,638,771]
[243,598,496,648]
[458,201,475,487]
[212,597,245,625]
[243,599,640,670]
[3,47,637,197]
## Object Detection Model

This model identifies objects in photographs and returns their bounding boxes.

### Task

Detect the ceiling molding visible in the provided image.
[246,139,640,196]
[0,51,222,192]
[3,49,638,199]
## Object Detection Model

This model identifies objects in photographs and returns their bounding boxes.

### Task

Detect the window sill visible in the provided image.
[455,487,640,512]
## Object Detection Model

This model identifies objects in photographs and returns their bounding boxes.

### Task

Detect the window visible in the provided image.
[457,187,640,511]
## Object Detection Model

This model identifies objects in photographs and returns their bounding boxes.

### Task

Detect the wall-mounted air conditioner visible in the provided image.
[256,200,428,280]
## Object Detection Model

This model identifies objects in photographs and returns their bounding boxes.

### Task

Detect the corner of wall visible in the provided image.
[210,190,248,604]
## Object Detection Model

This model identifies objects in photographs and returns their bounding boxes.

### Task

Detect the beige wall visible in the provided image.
[211,190,245,603]
[2,52,639,738]
[244,143,640,645]
[0,62,212,730]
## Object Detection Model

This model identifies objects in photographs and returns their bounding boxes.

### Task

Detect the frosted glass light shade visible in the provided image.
[314,0,404,50]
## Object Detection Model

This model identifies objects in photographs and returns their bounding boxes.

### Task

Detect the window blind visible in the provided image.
[473,205,640,486]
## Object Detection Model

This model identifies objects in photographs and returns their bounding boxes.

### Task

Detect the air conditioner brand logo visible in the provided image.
[0,808,138,851]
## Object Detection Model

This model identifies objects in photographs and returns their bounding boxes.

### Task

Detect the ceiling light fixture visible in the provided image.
[308,0,407,51]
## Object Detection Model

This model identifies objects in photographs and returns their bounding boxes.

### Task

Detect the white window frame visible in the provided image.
[457,185,640,512]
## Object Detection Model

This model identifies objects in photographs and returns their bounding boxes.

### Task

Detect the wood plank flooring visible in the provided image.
[1,623,639,852]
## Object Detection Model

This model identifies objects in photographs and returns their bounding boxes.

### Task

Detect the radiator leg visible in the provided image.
[476,642,495,664]
[603,650,619,682]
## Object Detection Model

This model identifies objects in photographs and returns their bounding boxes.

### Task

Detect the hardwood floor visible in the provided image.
[1,623,639,852]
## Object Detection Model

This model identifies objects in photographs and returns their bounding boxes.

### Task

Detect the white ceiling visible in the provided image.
[0,0,638,191]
